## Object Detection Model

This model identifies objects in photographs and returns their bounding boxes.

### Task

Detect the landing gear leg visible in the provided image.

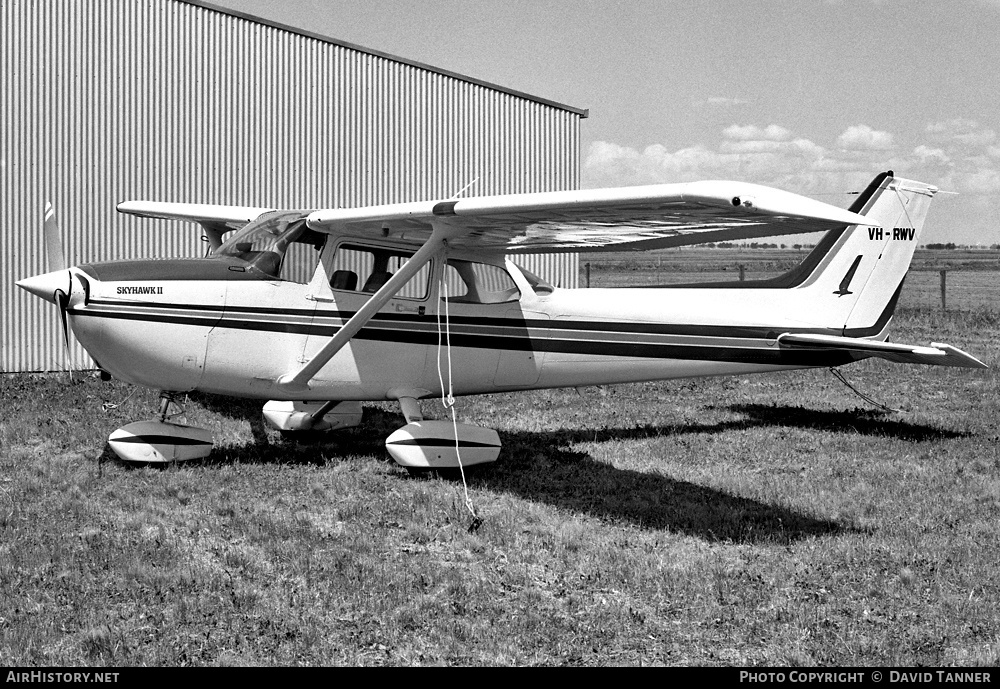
[398,397,423,423]
[157,391,181,421]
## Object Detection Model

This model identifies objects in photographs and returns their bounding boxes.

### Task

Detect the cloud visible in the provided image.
[583,141,738,186]
[836,125,894,151]
[927,118,979,136]
[582,121,1000,244]
[693,96,748,108]
[913,145,950,166]
[927,119,996,148]
[917,119,1000,195]
[583,121,1000,197]
[583,123,877,193]
[720,136,826,157]
[723,124,792,141]
[962,168,1000,194]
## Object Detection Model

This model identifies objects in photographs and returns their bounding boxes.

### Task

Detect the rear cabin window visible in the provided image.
[442,260,520,304]
[328,244,429,300]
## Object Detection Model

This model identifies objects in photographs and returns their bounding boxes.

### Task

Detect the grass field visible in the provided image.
[2,251,999,666]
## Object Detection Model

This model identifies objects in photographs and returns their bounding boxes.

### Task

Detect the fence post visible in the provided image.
[940,270,947,311]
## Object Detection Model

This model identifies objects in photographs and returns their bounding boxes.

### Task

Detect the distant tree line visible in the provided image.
[703,242,814,250]
[924,243,1000,250]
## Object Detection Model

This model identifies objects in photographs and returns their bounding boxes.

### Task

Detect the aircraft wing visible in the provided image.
[117,201,274,250]
[117,201,272,228]
[777,333,988,368]
[305,181,875,253]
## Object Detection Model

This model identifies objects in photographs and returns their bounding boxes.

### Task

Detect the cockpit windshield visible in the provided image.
[215,210,324,278]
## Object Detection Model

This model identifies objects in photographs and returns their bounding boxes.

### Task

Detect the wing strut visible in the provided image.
[276,225,453,391]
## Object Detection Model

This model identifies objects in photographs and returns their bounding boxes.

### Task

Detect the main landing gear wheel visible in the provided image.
[385,398,501,472]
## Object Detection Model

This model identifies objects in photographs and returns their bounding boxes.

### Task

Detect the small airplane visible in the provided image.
[16,170,987,467]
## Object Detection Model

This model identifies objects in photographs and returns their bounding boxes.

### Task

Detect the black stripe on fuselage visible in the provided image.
[78,274,903,342]
[70,286,902,367]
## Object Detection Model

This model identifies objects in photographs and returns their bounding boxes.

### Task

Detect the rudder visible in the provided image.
[797,172,938,336]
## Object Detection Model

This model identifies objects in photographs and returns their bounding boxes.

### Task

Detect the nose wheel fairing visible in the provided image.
[107,393,213,464]
[108,420,213,463]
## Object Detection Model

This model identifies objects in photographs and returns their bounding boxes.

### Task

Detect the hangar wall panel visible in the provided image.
[1,0,583,372]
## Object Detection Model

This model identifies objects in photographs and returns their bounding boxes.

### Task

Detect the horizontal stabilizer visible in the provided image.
[777,333,988,369]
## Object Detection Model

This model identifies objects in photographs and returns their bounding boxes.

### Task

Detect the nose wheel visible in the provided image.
[107,391,214,463]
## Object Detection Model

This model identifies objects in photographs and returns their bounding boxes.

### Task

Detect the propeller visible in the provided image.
[20,203,75,375]
[43,202,67,272]
[49,205,75,376]
[54,283,72,351]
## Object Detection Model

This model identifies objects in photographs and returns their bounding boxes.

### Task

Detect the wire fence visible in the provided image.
[582,252,1000,314]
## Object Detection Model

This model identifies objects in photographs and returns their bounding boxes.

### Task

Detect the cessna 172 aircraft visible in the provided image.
[16,170,987,466]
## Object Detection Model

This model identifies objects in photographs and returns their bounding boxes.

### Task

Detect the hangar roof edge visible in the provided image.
[181,0,590,118]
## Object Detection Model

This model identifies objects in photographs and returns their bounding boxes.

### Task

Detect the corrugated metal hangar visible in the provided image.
[1,0,587,373]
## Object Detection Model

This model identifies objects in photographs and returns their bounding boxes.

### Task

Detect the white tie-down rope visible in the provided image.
[436,274,479,525]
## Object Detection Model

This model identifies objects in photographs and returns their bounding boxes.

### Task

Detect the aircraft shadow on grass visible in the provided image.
[473,403,968,543]
[714,403,970,442]
[105,396,967,544]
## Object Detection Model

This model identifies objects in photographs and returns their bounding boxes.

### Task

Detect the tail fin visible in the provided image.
[797,171,937,336]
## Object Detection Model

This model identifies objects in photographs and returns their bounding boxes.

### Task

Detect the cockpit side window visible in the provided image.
[443,260,521,304]
[328,243,429,300]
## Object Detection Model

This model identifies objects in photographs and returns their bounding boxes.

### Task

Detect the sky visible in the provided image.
[223,0,1000,245]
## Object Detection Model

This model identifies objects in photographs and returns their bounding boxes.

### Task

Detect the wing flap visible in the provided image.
[306,180,875,253]
[777,333,988,369]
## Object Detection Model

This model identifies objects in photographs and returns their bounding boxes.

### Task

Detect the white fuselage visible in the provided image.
[65,245,869,402]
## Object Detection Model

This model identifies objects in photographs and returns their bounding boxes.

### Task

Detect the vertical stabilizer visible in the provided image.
[797,172,937,336]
